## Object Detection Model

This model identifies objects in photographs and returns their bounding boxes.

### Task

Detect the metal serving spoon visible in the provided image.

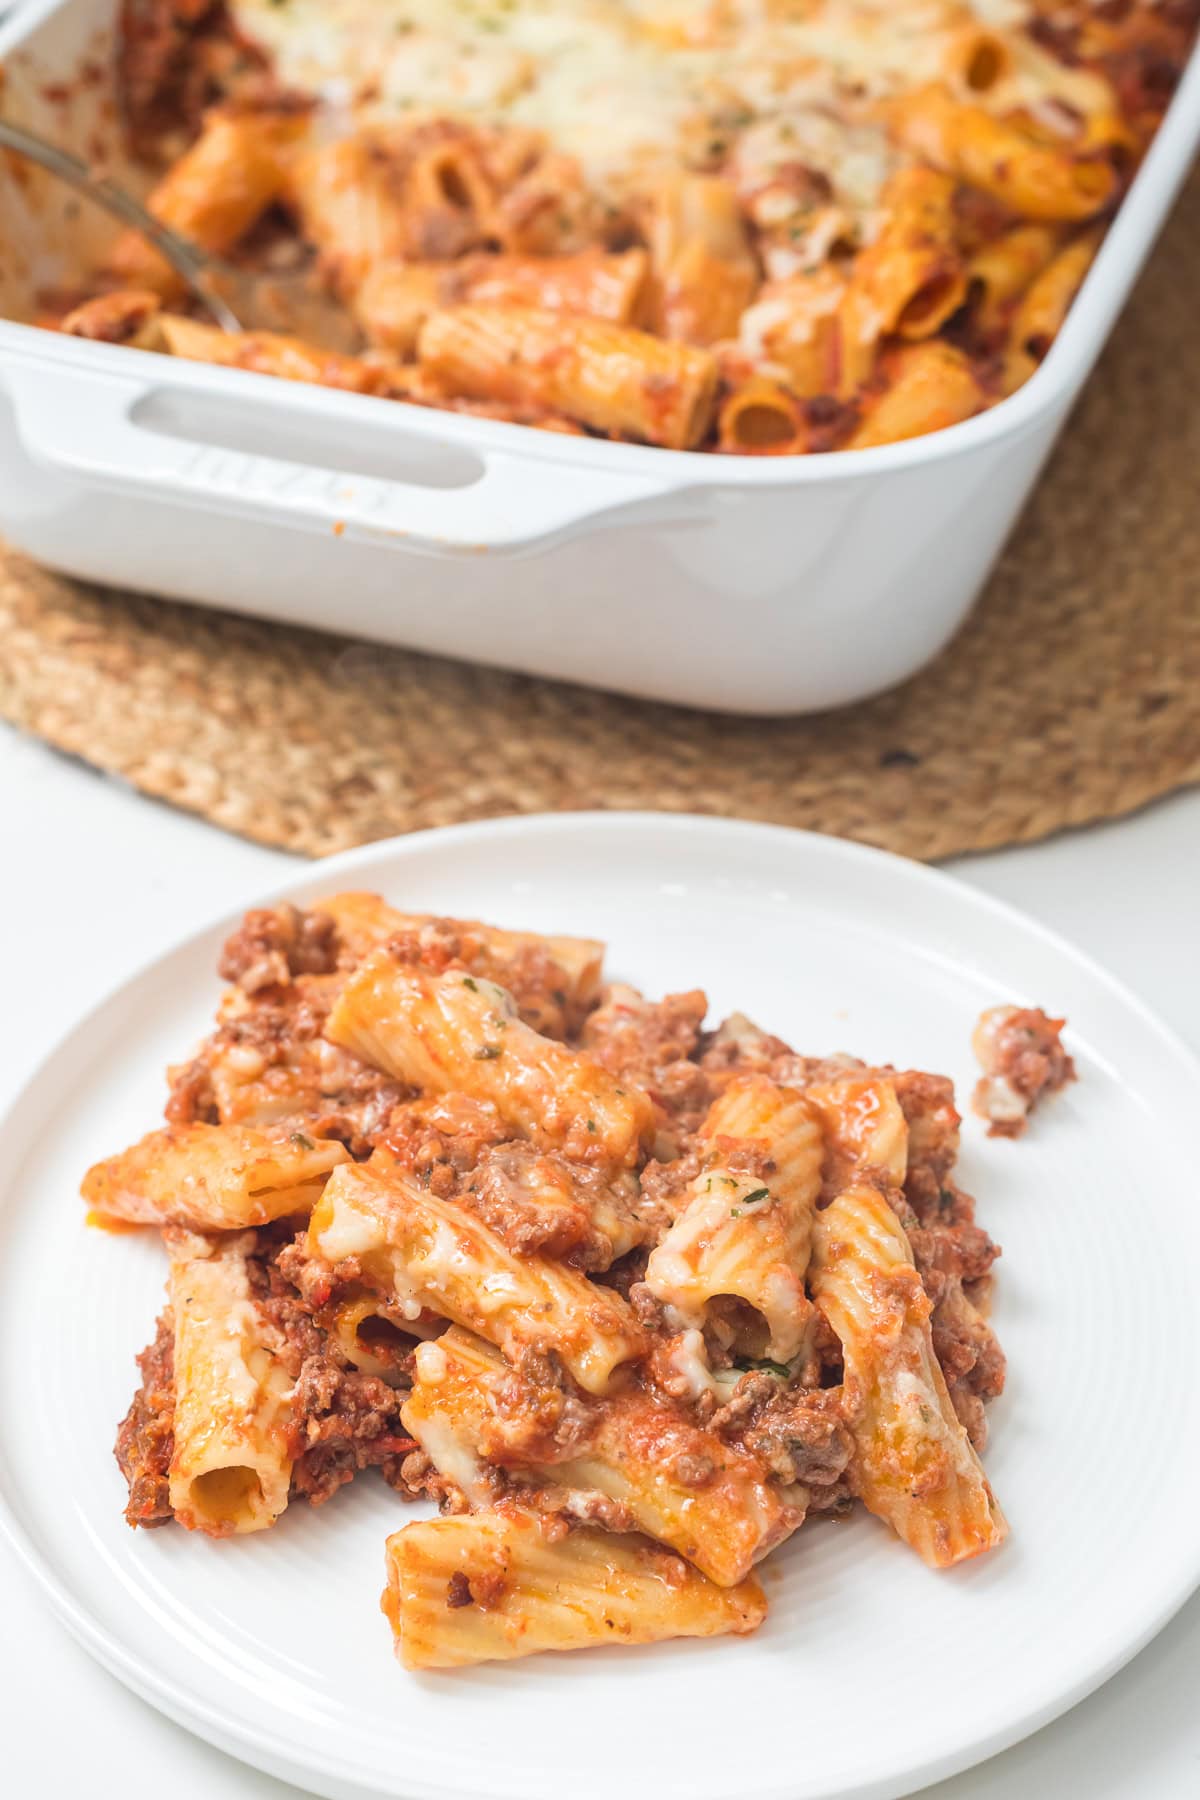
[0,116,358,347]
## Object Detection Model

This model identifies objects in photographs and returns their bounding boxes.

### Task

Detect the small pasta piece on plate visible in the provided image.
[307,1161,644,1395]
[810,1182,1007,1567]
[167,1232,295,1536]
[381,1511,767,1668]
[315,891,605,1035]
[644,1076,823,1363]
[82,1122,348,1229]
[326,952,654,1167]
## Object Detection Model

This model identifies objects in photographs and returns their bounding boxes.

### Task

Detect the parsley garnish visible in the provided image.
[463,976,478,991]
[474,1044,502,1060]
[587,1119,597,1133]
[734,1356,792,1379]
[742,1187,770,1205]
[290,1131,315,1150]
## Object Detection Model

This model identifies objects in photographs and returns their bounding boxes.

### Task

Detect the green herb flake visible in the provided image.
[734,1356,792,1379]
[290,1131,315,1151]
[474,1044,502,1060]
[587,1119,597,1133]
[462,976,479,991]
[742,1187,770,1205]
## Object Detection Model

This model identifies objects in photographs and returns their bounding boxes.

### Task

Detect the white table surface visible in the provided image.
[2,719,1197,1800]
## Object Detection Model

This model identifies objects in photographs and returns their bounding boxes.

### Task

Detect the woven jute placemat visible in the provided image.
[3,169,1198,862]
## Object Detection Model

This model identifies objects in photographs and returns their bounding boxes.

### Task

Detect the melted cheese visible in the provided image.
[235,0,1064,220]
[414,1339,449,1384]
[404,1408,488,1501]
[667,1327,718,1399]
[319,1190,388,1262]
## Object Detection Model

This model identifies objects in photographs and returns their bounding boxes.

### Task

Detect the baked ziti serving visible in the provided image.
[44,0,1197,453]
[86,894,1044,1670]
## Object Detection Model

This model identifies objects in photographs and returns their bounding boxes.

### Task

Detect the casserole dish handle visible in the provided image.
[5,362,690,552]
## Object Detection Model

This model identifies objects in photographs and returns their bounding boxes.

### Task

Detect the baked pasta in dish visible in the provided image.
[90,893,1024,1670]
[45,0,1197,452]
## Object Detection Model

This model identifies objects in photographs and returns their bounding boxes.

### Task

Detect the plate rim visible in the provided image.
[3,809,1200,1800]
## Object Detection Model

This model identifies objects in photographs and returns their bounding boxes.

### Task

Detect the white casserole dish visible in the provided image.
[1,0,1198,716]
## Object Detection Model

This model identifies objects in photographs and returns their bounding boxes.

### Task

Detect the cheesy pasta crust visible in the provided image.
[47,0,1196,453]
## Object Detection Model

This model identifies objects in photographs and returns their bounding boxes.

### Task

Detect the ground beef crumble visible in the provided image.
[382,919,585,1040]
[709,1373,856,1491]
[218,903,340,994]
[114,1307,176,1528]
[164,970,408,1152]
[249,1237,418,1503]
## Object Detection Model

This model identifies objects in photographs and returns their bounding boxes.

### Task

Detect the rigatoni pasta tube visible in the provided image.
[326,1288,439,1380]
[314,891,605,1035]
[804,1074,909,1185]
[810,1182,1007,1568]
[285,134,412,295]
[941,26,1012,95]
[167,1234,295,1536]
[417,305,718,449]
[60,289,165,349]
[403,138,495,260]
[718,378,807,455]
[1003,227,1103,392]
[403,1328,804,1585]
[81,1122,348,1229]
[382,1512,767,1669]
[838,167,967,394]
[849,343,982,450]
[327,952,654,1167]
[736,267,845,398]
[644,1077,822,1363]
[889,85,1118,222]
[966,224,1062,338]
[157,316,395,396]
[107,108,308,297]
[647,172,759,346]
[464,248,649,324]
[307,1161,644,1395]
[353,262,453,357]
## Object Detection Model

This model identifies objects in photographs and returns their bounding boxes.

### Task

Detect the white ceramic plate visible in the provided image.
[2,814,1199,1800]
